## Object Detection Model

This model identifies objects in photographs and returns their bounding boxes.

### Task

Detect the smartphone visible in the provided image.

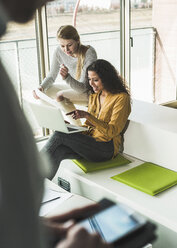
[77,199,147,245]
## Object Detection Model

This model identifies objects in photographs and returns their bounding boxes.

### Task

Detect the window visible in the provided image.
[46,0,121,72]
[1,0,175,138]
[152,0,177,104]
[130,0,154,102]
[0,19,43,137]
[131,0,177,104]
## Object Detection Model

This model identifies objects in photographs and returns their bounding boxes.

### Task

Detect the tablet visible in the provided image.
[78,199,147,245]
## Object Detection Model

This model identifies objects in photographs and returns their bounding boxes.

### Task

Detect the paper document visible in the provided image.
[35,88,77,114]
[34,88,83,126]
[40,187,72,216]
[35,88,60,108]
[42,188,61,203]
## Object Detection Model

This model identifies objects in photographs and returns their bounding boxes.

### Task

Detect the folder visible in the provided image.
[111,162,177,196]
[73,154,131,173]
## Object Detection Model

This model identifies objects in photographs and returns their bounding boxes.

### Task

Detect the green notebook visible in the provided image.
[111,162,177,196]
[73,154,131,173]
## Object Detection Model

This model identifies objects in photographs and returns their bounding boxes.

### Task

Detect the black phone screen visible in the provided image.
[79,204,146,244]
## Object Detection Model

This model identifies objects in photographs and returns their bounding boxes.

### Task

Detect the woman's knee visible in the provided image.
[42,131,64,153]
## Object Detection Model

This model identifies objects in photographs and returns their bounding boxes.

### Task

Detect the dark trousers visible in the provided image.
[41,131,114,179]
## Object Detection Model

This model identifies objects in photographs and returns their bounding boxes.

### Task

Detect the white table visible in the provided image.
[42,179,94,217]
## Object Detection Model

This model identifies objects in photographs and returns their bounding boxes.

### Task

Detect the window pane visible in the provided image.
[131,0,177,105]
[152,0,177,104]
[131,0,152,29]
[46,0,121,81]
[0,20,43,138]
[131,0,154,102]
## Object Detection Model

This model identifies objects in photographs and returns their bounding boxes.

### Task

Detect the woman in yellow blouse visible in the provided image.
[42,59,131,179]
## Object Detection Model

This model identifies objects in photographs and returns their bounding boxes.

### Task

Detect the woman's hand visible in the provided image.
[32,87,43,99]
[66,110,89,120]
[42,204,101,246]
[56,224,112,248]
[59,64,69,80]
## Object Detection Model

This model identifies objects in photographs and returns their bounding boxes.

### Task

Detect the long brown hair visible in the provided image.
[57,25,88,80]
[86,59,130,95]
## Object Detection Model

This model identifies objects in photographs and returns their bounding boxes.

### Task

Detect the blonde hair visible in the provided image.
[57,25,88,80]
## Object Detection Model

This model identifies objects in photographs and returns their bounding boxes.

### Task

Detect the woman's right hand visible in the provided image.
[32,87,43,99]
[66,110,90,120]
[59,64,69,80]
[56,224,112,248]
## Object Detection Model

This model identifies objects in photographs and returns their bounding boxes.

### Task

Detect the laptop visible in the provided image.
[27,100,88,134]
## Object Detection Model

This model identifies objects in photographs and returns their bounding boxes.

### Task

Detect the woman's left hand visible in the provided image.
[66,110,89,120]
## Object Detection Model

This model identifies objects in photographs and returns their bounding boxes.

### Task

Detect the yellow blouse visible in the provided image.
[84,91,131,157]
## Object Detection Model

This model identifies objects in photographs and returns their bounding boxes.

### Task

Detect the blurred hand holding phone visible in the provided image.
[76,199,157,248]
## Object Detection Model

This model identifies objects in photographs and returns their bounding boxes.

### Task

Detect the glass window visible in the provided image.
[152,0,177,104]
[0,20,43,138]
[46,0,121,74]
[130,0,154,102]
[131,0,177,105]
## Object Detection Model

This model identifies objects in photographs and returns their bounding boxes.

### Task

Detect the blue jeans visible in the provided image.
[41,131,114,179]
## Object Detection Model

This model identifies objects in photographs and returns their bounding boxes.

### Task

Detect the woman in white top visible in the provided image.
[33,25,97,103]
